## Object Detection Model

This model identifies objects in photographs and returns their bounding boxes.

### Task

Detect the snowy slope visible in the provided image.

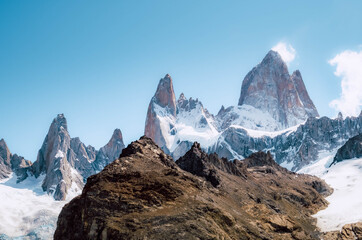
[152,98,220,153]
[0,173,81,239]
[216,105,283,131]
[299,154,362,232]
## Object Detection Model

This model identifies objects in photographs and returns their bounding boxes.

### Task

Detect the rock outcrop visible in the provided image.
[0,138,31,180]
[323,222,362,240]
[330,133,362,166]
[238,50,319,128]
[55,137,332,240]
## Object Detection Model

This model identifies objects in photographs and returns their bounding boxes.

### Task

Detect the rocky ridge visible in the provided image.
[0,139,31,180]
[55,136,332,240]
[330,133,362,166]
[214,114,362,171]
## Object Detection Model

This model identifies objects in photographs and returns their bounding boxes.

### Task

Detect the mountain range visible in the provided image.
[1,49,362,239]
[0,114,125,201]
[144,50,362,171]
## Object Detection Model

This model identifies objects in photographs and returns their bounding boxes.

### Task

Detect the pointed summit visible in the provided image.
[32,114,84,200]
[0,138,11,163]
[238,50,319,129]
[0,138,12,178]
[153,74,176,116]
[53,113,68,131]
[262,50,285,65]
[145,74,177,152]
[110,128,123,142]
[92,129,125,172]
[291,70,319,117]
[0,139,31,180]
[178,92,186,102]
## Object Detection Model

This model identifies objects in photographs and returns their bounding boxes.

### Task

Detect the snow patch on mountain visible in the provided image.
[228,120,303,139]
[54,150,64,159]
[152,97,220,153]
[299,152,362,232]
[0,173,75,239]
[217,105,283,131]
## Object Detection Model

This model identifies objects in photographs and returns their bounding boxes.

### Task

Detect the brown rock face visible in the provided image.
[323,222,362,240]
[55,137,331,240]
[238,50,319,128]
[144,74,176,152]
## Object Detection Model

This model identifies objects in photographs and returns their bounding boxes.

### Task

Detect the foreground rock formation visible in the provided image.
[323,222,362,240]
[55,136,332,239]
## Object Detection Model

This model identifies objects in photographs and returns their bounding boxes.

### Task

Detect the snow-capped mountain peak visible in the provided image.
[238,50,319,129]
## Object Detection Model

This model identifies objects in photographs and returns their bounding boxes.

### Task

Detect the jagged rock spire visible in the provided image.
[0,138,12,178]
[32,114,84,200]
[0,138,31,180]
[153,74,176,116]
[145,74,177,152]
[238,50,319,128]
[92,129,125,171]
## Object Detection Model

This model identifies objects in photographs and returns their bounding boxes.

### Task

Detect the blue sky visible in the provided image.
[1,0,361,161]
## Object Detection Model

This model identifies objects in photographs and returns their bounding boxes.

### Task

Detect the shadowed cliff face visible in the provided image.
[331,133,362,166]
[55,137,332,240]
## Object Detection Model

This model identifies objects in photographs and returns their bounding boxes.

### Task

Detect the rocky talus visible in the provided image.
[55,136,332,240]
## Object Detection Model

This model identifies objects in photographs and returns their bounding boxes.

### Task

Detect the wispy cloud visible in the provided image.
[329,49,362,117]
[272,42,296,65]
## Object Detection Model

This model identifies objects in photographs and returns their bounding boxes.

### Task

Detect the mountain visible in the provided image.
[92,128,125,172]
[238,50,319,129]
[144,74,177,153]
[1,114,125,201]
[213,114,362,171]
[330,133,362,166]
[144,52,362,171]
[0,138,31,180]
[31,114,85,200]
[55,136,331,240]
[145,74,218,157]
[0,114,126,239]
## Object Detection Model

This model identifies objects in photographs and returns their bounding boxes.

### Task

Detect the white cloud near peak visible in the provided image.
[329,50,362,117]
[272,42,296,65]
